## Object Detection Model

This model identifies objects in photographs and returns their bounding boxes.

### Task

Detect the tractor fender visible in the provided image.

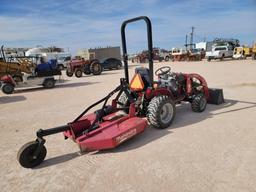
[0,75,16,85]
[145,88,174,100]
[185,73,209,99]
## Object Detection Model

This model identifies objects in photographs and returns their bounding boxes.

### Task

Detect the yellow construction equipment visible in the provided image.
[233,46,252,59]
[252,43,256,60]
[0,45,36,81]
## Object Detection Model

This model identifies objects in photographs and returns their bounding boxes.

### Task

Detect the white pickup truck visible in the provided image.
[206,45,233,61]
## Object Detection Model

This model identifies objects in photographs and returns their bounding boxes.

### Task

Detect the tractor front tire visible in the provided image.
[90,62,102,75]
[2,83,14,94]
[147,96,176,129]
[75,69,83,78]
[17,141,47,168]
[66,70,73,77]
[191,93,207,112]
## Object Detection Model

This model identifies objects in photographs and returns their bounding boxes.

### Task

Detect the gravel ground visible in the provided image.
[0,59,256,192]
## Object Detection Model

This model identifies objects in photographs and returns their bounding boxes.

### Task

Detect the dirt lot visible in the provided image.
[0,59,256,192]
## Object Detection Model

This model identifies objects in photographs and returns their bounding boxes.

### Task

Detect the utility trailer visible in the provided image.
[0,46,62,94]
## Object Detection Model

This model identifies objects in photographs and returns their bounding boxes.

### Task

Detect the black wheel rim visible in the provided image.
[18,142,46,168]
[160,103,174,124]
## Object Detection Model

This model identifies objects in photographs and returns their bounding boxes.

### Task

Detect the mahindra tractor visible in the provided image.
[17,16,223,168]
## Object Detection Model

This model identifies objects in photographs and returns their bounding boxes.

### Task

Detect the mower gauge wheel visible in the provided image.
[17,141,47,168]
[155,66,171,76]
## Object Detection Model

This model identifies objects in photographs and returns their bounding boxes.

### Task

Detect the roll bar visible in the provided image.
[121,16,154,87]
[1,45,6,62]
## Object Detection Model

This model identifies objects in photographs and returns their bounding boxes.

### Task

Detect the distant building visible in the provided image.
[4,47,30,57]
[3,46,65,58]
[25,47,70,62]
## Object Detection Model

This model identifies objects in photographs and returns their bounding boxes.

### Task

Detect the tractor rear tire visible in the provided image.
[75,69,83,78]
[17,141,47,168]
[191,93,207,112]
[90,62,102,75]
[147,96,176,129]
[84,64,91,75]
[2,83,14,94]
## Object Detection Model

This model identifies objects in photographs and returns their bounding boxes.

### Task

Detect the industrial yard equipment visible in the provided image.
[1,75,57,94]
[0,46,62,94]
[171,48,202,62]
[17,16,223,168]
[252,43,256,60]
[135,48,170,63]
[0,45,36,80]
[66,57,102,77]
[206,38,240,61]
[233,46,252,60]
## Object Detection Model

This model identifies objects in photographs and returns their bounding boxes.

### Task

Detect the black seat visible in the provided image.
[135,67,151,89]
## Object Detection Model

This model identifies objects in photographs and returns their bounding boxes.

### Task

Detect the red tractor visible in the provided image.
[66,57,102,78]
[17,16,223,168]
[135,48,170,63]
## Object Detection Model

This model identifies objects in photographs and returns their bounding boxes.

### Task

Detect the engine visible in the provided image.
[158,73,179,93]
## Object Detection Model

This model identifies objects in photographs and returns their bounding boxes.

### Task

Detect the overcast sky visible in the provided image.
[0,0,255,54]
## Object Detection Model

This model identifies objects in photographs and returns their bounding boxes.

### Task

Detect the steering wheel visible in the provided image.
[155,66,171,76]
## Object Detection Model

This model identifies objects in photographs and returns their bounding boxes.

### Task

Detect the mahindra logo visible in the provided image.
[115,129,137,144]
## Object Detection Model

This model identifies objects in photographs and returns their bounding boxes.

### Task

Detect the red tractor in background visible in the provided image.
[134,48,171,63]
[66,57,102,78]
[17,16,223,168]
